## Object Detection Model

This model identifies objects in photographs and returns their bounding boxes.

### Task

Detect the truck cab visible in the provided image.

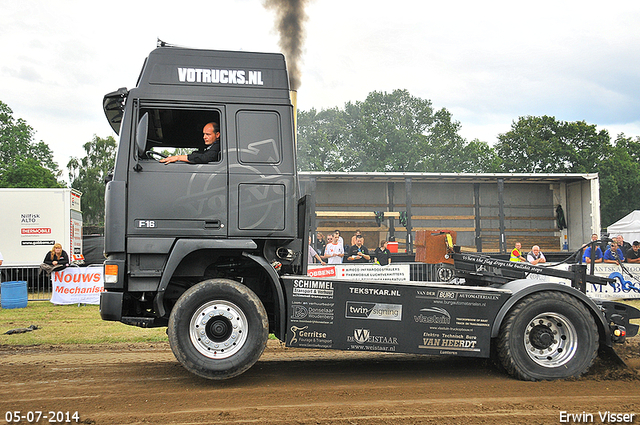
[100,47,302,343]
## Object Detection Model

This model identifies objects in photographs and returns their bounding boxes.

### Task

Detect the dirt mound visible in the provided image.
[584,335,640,381]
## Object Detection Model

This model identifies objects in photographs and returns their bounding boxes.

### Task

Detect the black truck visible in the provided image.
[100,45,639,381]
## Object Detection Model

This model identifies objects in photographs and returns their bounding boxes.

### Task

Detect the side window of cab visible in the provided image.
[137,107,222,163]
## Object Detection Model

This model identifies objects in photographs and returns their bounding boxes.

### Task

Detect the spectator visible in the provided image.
[604,241,625,265]
[510,242,526,262]
[616,235,632,254]
[374,240,391,266]
[324,234,333,247]
[308,236,325,265]
[625,241,640,264]
[0,251,3,266]
[40,242,70,275]
[600,233,612,254]
[582,245,603,264]
[323,234,344,264]
[321,234,332,261]
[346,234,370,263]
[334,229,347,253]
[350,229,365,247]
[527,245,546,265]
[315,232,326,255]
[333,230,344,249]
[582,233,603,263]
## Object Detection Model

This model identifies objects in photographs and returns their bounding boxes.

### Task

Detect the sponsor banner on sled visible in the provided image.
[529,263,640,300]
[308,264,410,282]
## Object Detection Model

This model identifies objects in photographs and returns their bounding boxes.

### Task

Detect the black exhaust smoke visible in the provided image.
[264,0,309,90]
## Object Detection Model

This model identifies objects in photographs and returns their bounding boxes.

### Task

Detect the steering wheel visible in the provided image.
[145,150,167,161]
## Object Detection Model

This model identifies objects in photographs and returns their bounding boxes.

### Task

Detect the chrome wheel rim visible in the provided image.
[524,312,577,368]
[189,300,248,359]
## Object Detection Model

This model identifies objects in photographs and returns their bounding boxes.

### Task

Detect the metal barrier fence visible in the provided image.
[0,266,52,301]
[0,262,454,305]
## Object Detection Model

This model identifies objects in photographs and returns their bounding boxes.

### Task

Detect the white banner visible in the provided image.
[308,263,640,300]
[308,264,411,282]
[50,266,105,305]
[528,263,640,300]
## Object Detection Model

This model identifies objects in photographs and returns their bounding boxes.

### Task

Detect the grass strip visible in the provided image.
[0,302,167,346]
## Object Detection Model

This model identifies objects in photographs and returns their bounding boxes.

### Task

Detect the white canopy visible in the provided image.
[607,210,640,244]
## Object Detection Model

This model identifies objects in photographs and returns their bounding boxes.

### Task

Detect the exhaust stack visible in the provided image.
[290,89,297,146]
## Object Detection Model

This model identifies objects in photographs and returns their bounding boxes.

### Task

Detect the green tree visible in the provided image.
[461,139,503,173]
[0,157,64,188]
[297,89,485,172]
[599,134,640,226]
[495,116,611,173]
[297,107,349,171]
[68,135,117,226]
[494,116,640,227]
[341,89,434,172]
[0,100,63,187]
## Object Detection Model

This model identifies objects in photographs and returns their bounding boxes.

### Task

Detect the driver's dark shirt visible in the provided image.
[187,141,220,164]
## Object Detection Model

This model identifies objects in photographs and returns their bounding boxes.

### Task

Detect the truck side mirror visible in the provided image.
[136,113,149,160]
[104,169,114,184]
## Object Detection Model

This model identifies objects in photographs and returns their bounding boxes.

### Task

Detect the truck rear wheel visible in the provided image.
[497,291,598,381]
[168,279,268,380]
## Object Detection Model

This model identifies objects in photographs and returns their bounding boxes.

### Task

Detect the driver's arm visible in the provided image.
[160,154,189,164]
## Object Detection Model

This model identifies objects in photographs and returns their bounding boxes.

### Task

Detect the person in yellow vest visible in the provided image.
[510,242,526,262]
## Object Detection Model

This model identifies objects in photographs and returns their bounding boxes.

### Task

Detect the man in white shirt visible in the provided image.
[323,234,344,264]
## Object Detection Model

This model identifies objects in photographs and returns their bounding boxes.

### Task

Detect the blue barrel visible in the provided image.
[1,281,28,309]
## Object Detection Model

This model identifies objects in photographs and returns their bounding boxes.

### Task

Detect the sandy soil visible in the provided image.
[0,337,638,425]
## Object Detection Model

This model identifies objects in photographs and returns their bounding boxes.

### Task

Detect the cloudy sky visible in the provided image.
[2,1,640,182]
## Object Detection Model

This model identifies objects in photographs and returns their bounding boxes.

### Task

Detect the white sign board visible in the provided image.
[50,267,104,305]
[70,214,84,262]
[308,264,411,282]
[0,188,82,266]
[528,263,640,300]
[308,263,640,300]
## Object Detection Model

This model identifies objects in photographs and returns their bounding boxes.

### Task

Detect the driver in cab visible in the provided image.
[160,122,220,164]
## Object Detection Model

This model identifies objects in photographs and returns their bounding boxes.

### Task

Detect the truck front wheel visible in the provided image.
[168,279,268,380]
[497,291,598,381]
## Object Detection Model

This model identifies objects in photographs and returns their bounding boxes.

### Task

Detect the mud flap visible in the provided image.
[596,300,640,368]
[598,344,627,367]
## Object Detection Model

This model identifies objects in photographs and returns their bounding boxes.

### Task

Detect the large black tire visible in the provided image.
[168,279,268,380]
[497,291,598,381]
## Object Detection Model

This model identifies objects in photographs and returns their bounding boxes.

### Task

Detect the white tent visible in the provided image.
[607,210,640,244]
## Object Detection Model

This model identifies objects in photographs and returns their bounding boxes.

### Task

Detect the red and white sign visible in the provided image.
[50,267,104,305]
[308,264,410,282]
[21,228,51,234]
[70,191,81,211]
[307,266,336,278]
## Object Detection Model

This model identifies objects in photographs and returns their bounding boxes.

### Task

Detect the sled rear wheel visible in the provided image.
[497,291,598,381]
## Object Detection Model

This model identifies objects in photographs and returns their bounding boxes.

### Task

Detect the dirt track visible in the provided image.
[0,339,639,425]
